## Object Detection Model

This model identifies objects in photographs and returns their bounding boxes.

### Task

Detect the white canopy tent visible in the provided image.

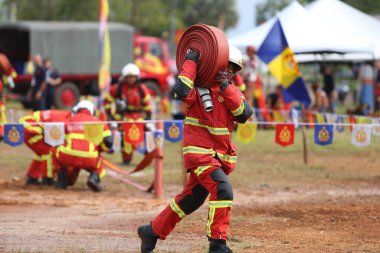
[229,1,373,58]
[306,0,380,59]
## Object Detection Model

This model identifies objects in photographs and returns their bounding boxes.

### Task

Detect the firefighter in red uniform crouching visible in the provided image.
[137,46,253,253]
[19,110,71,185]
[103,63,152,165]
[55,100,113,192]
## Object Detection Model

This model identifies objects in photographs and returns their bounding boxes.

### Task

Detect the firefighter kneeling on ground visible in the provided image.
[138,46,253,253]
[103,63,153,165]
[55,100,113,192]
[19,110,71,185]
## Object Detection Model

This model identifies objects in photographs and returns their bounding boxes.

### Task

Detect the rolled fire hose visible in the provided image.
[176,23,229,88]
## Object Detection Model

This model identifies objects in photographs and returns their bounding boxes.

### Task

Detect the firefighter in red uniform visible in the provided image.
[55,100,112,192]
[0,53,17,140]
[103,63,152,164]
[19,110,71,185]
[138,46,253,253]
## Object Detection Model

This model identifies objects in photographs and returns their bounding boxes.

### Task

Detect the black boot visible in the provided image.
[26,176,40,185]
[209,239,233,253]
[87,172,103,192]
[137,224,158,253]
[42,177,55,186]
[56,168,68,189]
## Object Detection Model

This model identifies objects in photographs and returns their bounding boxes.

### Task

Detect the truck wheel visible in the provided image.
[144,80,162,97]
[55,82,80,109]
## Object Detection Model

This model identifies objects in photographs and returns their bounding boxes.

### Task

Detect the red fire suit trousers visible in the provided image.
[151,165,233,241]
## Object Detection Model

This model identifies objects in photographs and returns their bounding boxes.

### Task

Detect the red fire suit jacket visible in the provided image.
[173,60,253,174]
[104,81,152,121]
[56,110,112,169]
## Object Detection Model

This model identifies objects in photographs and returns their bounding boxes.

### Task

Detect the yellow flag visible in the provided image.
[358,116,371,124]
[84,124,104,145]
[236,123,257,144]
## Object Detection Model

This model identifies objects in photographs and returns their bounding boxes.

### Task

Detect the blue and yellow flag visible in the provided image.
[257,19,310,105]
[164,120,183,143]
[4,124,24,147]
[154,130,164,149]
[314,124,333,146]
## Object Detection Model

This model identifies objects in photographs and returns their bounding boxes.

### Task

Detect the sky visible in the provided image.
[227,0,264,38]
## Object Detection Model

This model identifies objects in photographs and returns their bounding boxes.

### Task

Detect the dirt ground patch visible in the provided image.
[1,132,380,252]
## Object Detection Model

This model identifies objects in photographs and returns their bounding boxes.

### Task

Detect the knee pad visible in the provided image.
[178,184,209,215]
[210,169,233,201]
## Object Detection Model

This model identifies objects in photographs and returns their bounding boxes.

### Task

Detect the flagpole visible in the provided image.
[301,104,308,165]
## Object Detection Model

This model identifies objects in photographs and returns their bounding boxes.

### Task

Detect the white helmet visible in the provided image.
[72,100,95,115]
[121,63,140,78]
[228,45,243,72]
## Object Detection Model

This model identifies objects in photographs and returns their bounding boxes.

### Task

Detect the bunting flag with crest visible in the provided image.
[112,130,121,152]
[314,124,333,146]
[273,111,284,123]
[336,115,345,133]
[44,123,64,146]
[315,113,326,124]
[84,123,104,145]
[145,131,155,153]
[348,115,357,132]
[236,123,257,144]
[372,118,380,136]
[154,130,164,149]
[275,123,295,147]
[351,125,371,147]
[124,123,144,145]
[137,141,146,154]
[164,120,183,143]
[291,108,299,128]
[4,124,24,147]
[325,113,336,125]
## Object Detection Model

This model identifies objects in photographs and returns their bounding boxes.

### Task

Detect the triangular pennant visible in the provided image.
[4,124,24,147]
[84,123,104,145]
[236,123,257,144]
[124,123,144,145]
[351,125,371,147]
[44,123,64,146]
[314,124,333,146]
[164,120,183,143]
[275,123,295,147]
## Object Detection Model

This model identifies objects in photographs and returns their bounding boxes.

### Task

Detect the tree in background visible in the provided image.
[1,0,237,36]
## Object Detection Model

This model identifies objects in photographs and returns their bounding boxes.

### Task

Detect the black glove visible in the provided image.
[214,71,230,92]
[185,49,200,63]
[116,98,127,113]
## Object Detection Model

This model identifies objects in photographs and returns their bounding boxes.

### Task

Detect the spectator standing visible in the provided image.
[320,65,337,112]
[43,58,61,110]
[358,61,375,115]
[30,54,46,111]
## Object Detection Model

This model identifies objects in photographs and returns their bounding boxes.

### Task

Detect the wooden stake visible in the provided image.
[301,105,308,165]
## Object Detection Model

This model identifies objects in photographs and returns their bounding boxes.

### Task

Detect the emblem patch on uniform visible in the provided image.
[218,96,224,103]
